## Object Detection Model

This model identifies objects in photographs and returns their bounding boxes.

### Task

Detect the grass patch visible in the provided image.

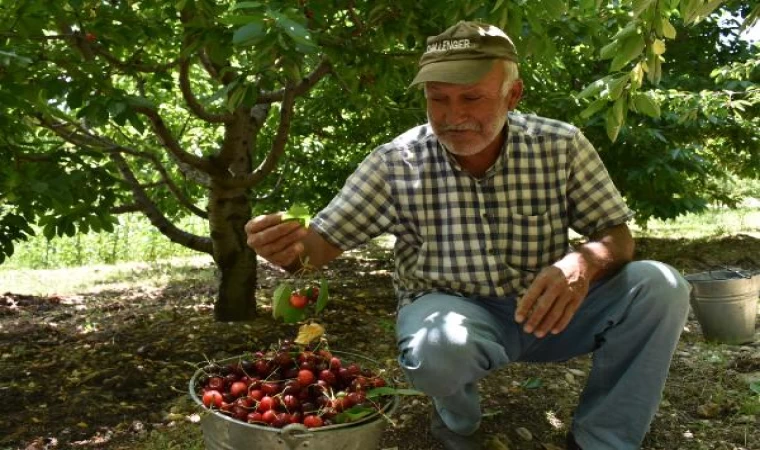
[0,255,216,295]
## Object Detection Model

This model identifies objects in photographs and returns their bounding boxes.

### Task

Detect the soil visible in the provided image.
[1,235,759,450]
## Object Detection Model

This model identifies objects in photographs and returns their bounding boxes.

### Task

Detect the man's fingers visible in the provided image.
[245,213,283,234]
[266,241,305,267]
[550,298,582,335]
[251,221,302,250]
[515,277,547,323]
[534,293,576,337]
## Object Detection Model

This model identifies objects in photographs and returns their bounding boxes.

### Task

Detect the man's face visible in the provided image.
[425,62,520,157]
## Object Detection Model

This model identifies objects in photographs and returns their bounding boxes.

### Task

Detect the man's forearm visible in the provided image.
[559,223,635,282]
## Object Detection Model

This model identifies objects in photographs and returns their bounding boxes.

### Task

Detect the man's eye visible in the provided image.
[464,96,482,101]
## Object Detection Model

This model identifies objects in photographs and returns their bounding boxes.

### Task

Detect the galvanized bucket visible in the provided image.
[685,269,759,344]
[189,352,398,450]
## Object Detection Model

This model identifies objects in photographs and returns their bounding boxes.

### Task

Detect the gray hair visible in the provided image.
[422,59,520,97]
[501,60,520,95]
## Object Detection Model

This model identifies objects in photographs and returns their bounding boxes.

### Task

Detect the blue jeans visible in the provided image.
[396,260,691,450]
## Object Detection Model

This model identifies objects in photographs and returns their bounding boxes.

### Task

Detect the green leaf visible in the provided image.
[125,96,155,110]
[282,203,311,227]
[605,107,623,142]
[490,0,506,14]
[233,22,266,47]
[270,12,317,52]
[633,93,660,118]
[661,18,677,39]
[611,35,645,71]
[750,381,760,395]
[599,41,618,60]
[272,282,292,319]
[0,50,32,67]
[632,0,655,18]
[281,306,307,324]
[335,405,375,424]
[580,98,608,119]
[613,96,626,123]
[521,377,542,389]
[366,387,425,398]
[607,74,630,100]
[315,278,329,313]
[577,76,612,100]
[231,1,264,10]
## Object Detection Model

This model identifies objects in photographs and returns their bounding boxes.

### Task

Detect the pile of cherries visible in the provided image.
[196,341,390,429]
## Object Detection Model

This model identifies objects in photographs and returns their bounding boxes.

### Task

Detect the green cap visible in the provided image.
[410,21,518,87]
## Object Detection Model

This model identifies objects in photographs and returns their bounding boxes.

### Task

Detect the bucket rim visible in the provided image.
[684,268,757,282]
[189,351,399,433]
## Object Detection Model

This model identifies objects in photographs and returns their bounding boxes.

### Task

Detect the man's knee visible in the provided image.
[396,299,507,397]
[624,260,691,320]
[398,311,484,396]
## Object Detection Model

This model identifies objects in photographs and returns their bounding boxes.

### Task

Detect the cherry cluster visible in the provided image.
[289,285,319,309]
[196,341,389,429]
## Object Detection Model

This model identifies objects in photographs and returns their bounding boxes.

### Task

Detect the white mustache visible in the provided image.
[440,123,480,132]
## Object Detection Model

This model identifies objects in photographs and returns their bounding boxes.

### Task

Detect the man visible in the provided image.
[245,21,690,450]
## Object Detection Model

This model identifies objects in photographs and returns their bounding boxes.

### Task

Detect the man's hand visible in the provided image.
[514,254,590,338]
[245,213,309,269]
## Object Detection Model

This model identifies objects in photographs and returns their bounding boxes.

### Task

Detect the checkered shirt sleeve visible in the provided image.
[566,131,634,236]
[311,149,396,250]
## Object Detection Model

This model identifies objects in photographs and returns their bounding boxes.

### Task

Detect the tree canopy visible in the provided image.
[1,0,758,318]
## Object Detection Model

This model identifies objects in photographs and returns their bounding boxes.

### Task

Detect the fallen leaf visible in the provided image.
[294,322,325,345]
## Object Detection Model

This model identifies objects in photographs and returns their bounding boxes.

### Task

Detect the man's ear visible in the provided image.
[506,79,523,110]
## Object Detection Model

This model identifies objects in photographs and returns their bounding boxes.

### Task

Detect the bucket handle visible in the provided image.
[279,423,313,449]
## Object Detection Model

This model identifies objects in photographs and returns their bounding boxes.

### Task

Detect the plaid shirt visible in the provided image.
[312,112,634,308]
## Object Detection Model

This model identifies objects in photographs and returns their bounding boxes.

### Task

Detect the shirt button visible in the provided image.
[487,248,495,255]
[481,212,488,219]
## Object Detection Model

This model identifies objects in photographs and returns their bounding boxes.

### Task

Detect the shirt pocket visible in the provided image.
[503,209,555,272]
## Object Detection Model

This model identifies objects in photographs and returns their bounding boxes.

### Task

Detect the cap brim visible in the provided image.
[409,59,495,88]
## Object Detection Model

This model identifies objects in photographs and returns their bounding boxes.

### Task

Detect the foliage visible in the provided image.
[0,0,759,269]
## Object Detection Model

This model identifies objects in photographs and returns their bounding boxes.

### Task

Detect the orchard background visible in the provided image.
[1,1,760,449]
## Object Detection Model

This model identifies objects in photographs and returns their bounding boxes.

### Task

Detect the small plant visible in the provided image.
[271,204,329,324]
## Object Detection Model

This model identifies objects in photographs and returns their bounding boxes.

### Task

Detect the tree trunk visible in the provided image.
[207,183,258,321]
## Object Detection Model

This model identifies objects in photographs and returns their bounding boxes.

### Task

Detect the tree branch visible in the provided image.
[233,84,297,188]
[179,58,235,123]
[92,45,178,74]
[104,146,209,219]
[131,105,218,175]
[257,59,332,103]
[111,204,143,214]
[110,152,213,255]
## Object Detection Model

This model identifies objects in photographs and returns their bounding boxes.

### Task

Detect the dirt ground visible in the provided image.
[1,235,759,450]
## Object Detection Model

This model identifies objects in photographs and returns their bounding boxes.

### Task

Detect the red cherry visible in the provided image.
[85,32,97,43]
[289,293,308,309]
[283,394,300,410]
[248,389,264,402]
[202,390,223,408]
[247,411,263,423]
[319,369,337,386]
[230,381,248,398]
[297,369,315,386]
[207,376,224,391]
[257,395,277,412]
[329,357,341,370]
[272,412,291,428]
[303,415,323,428]
[232,405,248,420]
[261,409,277,423]
[261,381,281,396]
